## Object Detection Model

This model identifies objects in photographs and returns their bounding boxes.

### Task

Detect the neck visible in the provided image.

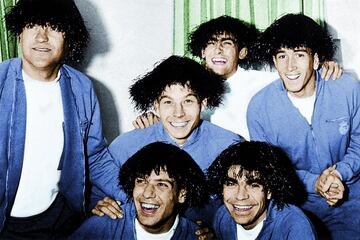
[22,62,61,82]
[138,214,177,234]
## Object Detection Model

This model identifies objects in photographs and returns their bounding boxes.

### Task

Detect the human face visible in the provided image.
[201,33,246,79]
[223,165,271,230]
[20,24,65,79]
[133,169,186,234]
[155,84,206,145]
[273,47,319,98]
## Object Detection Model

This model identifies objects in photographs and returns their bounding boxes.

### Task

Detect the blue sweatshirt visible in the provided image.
[213,202,316,240]
[247,71,360,238]
[71,202,199,240]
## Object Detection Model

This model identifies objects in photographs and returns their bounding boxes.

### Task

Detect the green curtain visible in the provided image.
[0,0,18,62]
[173,0,324,56]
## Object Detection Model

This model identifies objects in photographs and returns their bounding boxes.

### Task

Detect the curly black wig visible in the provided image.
[129,55,225,112]
[5,0,89,65]
[255,13,336,66]
[187,15,260,69]
[119,142,209,211]
[207,141,306,209]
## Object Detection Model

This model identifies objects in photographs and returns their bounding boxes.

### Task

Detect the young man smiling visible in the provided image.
[247,14,360,239]
[91,56,241,223]
[207,141,316,239]
[72,142,208,239]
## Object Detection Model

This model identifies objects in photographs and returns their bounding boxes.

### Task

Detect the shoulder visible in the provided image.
[325,72,360,92]
[212,205,236,239]
[108,123,160,159]
[200,121,242,142]
[62,64,93,87]
[174,217,199,239]
[0,58,21,78]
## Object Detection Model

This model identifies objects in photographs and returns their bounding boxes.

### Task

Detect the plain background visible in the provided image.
[75,0,360,142]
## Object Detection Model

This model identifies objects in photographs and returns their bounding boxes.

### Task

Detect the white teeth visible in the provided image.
[171,122,187,127]
[286,74,300,80]
[234,205,252,210]
[212,57,226,63]
[141,203,159,209]
[34,48,50,52]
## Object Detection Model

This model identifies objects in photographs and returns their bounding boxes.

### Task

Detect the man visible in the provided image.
[247,13,360,239]
[72,142,208,239]
[134,15,341,140]
[0,0,113,238]
[92,56,241,222]
[207,141,316,239]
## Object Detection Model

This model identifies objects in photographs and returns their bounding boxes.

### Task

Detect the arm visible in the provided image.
[86,87,127,202]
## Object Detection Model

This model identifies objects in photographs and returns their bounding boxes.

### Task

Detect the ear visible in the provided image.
[178,189,187,204]
[313,53,320,70]
[200,98,208,112]
[154,100,160,116]
[201,49,206,59]
[239,47,248,60]
[266,191,272,200]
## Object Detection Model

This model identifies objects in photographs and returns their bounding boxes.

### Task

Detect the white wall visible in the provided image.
[76,0,173,141]
[75,0,359,142]
[324,0,360,78]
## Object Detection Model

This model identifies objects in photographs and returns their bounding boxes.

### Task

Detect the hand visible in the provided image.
[132,112,159,129]
[315,166,345,206]
[91,197,124,219]
[195,220,215,240]
[321,60,343,80]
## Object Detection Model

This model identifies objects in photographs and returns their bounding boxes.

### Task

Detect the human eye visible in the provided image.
[161,98,172,105]
[276,53,286,60]
[296,52,305,58]
[223,40,234,46]
[224,179,236,187]
[184,98,195,105]
[249,182,262,189]
[207,40,216,45]
[135,178,146,185]
[157,182,171,189]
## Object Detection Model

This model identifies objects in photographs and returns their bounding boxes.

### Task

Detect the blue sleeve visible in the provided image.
[281,212,317,240]
[335,82,360,183]
[87,87,126,202]
[69,216,115,240]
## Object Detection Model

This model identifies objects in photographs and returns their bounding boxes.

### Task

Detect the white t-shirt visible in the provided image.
[10,70,64,217]
[236,220,264,240]
[134,214,180,240]
[287,91,316,124]
[209,67,277,140]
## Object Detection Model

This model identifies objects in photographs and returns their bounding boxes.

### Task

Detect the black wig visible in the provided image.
[5,0,89,65]
[187,15,260,69]
[129,55,225,112]
[119,142,209,210]
[255,13,336,66]
[207,141,306,209]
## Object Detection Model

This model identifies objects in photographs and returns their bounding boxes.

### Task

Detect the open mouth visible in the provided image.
[285,73,300,80]
[141,203,160,214]
[233,204,253,213]
[212,57,227,65]
[170,121,188,128]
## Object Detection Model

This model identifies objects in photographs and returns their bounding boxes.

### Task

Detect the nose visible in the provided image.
[215,41,223,53]
[35,26,49,42]
[142,184,156,198]
[235,186,249,200]
[287,55,296,71]
[173,103,185,117]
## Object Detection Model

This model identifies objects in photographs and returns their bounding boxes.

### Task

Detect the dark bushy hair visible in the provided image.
[255,13,336,65]
[5,0,89,65]
[119,142,209,210]
[187,15,260,69]
[207,141,306,209]
[129,55,225,112]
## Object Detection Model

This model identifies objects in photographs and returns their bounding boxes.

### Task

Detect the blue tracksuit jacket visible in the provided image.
[71,202,199,239]
[213,202,316,240]
[247,71,360,238]
[0,58,114,230]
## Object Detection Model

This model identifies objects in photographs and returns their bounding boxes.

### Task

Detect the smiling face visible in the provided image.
[273,47,319,98]
[20,24,65,80]
[133,169,186,234]
[154,84,206,145]
[201,33,247,79]
[223,165,271,230]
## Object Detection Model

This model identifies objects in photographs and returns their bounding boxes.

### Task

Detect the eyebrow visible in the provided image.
[276,48,309,54]
[158,93,198,101]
